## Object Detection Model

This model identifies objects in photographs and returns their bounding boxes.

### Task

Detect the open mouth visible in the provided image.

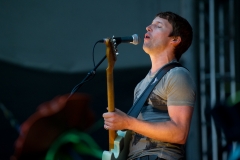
[145,34,150,39]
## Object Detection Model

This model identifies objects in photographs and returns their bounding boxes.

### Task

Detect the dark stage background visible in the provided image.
[0,59,149,160]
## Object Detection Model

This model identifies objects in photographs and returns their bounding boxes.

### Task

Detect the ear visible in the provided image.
[170,36,181,47]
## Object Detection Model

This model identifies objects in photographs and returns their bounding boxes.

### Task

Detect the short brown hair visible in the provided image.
[156,11,193,60]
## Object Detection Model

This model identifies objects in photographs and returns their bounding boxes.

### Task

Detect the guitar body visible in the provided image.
[102,130,131,160]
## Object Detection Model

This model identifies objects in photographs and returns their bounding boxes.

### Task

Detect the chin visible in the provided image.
[143,45,150,54]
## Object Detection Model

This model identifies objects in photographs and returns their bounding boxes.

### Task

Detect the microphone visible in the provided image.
[100,34,140,45]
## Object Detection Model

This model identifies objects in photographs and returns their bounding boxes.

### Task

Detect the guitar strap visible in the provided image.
[127,62,183,118]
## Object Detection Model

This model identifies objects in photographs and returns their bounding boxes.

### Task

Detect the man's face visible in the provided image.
[143,17,173,54]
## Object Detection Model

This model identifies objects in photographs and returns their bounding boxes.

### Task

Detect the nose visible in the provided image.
[146,25,152,32]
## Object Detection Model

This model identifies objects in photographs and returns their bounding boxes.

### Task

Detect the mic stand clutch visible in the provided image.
[69,55,107,97]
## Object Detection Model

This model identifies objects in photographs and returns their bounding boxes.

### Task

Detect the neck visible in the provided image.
[149,52,176,74]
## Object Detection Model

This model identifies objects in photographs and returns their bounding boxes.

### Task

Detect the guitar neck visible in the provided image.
[107,70,115,112]
[105,38,117,150]
[102,38,129,160]
[106,68,116,150]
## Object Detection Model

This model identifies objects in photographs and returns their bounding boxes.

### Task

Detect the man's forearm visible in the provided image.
[126,116,189,144]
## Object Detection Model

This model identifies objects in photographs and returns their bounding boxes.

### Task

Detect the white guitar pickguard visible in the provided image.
[102,130,131,160]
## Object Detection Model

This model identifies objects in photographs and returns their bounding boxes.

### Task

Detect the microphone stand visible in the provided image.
[69,55,107,98]
[69,37,120,98]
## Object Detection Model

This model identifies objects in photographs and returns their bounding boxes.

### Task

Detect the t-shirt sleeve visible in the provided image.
[157,67,196,107]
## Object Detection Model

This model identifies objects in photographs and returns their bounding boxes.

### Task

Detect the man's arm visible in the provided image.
[103,105,193,144]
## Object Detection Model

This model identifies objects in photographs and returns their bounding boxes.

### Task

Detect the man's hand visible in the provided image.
[103,108,131,130]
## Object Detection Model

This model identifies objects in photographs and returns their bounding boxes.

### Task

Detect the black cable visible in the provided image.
[92,40,103,67]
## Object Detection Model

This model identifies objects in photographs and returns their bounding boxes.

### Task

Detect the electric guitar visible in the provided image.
[102,37,131,160]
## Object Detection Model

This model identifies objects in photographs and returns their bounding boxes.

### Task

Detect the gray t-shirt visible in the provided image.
[128,65,196,160]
